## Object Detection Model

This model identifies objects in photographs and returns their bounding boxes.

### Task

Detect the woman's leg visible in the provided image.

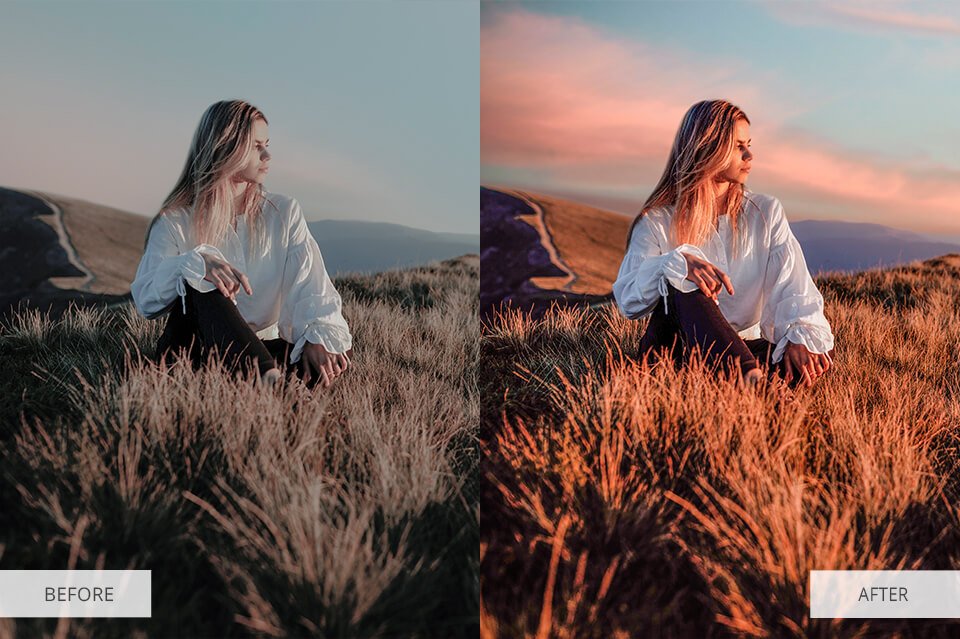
[641,285,759,377]
[639,298,684,368]
[156,287,277,376]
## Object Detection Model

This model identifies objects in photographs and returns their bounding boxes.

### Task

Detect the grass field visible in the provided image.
[0,256,479,639]
[480,255,960,638]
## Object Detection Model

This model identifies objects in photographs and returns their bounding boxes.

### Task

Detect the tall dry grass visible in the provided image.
[481,255,960,638]
[0,256,478,639]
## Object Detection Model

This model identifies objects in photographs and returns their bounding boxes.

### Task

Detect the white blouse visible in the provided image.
[131,191,352,364]
[612,191,833,363]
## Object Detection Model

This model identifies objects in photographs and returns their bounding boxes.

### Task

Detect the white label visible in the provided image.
[811,570,960,618]
[0,570,151,618]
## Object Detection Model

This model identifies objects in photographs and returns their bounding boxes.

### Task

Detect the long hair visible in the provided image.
[627,99,751,253]
[146,100,270,254]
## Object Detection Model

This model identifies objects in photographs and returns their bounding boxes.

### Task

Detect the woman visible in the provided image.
[131,100,352,388]
[612,99,833,387]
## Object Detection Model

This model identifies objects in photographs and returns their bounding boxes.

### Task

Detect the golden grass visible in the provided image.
[0,256,478,638]
[481,256,960,638]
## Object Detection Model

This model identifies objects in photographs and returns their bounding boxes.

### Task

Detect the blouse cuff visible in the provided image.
[176,245,222,314]
[180,244,223,292]
[662,244,707,293]
[289,321,353,365]
[772,324,835,364]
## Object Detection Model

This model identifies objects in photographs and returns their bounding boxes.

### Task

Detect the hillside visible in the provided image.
[480,187,622,320]
[0,186,478,317]
[481,254,960,638]
[0,187,145,316]
[0,255,479,638]
[480,186,960,318]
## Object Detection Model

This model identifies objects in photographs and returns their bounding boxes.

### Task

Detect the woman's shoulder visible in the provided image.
[742,190,787,228]
[150,205,191,235]
[261,190,304,222]
[263,190,297,208]
[641,204,675,224]
[743,190,783,215]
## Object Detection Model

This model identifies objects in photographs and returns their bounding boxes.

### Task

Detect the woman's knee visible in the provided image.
[189,287,236,306]
[667,284,714,306]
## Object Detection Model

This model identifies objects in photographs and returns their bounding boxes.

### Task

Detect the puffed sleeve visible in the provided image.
[612,213,712,318]
[131,214,228,318]
[759,198,834,363]
[277,199,352,364]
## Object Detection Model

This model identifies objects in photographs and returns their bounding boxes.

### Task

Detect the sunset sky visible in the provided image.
[481,1,960,240]
[1,1,478,234]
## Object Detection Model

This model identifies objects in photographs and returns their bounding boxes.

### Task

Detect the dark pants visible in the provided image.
[640,285,784,379]
[156,287,302,382]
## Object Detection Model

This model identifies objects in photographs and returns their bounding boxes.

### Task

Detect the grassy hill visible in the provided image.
[484,187,628,296]
[0,256,479,638]
[0,186,479,320]
[481,255,960,638]
[480,186,960,318]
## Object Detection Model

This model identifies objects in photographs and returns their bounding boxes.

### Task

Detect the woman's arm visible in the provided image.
[130,216,232,318]
[277,199,352,366]
[759,198,835,364]
[612,214,716,318]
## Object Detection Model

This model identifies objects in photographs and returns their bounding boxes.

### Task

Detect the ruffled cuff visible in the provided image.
[289,321,353,364]
[662,244,707,293]
[176,244,223,314]
[772,323,835,364]
[655,244,709,313]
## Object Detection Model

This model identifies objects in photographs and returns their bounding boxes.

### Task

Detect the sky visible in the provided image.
[481,1,960,240]
[1,0,479,235]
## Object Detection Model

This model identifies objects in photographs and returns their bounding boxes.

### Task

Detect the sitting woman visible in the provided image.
[132,99,352,389]
[612,99,834,387]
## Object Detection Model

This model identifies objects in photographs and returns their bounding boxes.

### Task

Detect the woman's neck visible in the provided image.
[230,180,248,213]
[714,181,732,215]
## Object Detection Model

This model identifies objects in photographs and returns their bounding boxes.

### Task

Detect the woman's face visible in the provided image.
[234,118,271,185]
[719,118,752,185]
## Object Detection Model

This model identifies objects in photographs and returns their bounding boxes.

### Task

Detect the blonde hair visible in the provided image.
[628,99,752,253]
[147,100,272,253]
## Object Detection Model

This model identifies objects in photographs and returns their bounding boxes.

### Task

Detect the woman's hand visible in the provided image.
[683,252,734,301]
[783,342,832,388]
[202,253,253,301]
[302,343,350,389]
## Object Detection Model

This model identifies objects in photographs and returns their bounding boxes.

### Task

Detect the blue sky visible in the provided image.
[482,1,960,239]
[1,0,479,234]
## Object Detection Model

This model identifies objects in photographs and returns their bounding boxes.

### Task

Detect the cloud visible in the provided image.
[763,1,960,37]
[482,9,783,170]
[831,4,960,36]
[481,7,960,236]
[756,131,960,232]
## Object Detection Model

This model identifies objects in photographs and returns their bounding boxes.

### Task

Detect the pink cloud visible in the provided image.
[755,132,960,233]
[481,9,778,168]
[766,2,960,38]
[481,8,960,236]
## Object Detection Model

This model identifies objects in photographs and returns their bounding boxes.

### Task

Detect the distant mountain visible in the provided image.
[307,220,479,275]
[791,220,960,274]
